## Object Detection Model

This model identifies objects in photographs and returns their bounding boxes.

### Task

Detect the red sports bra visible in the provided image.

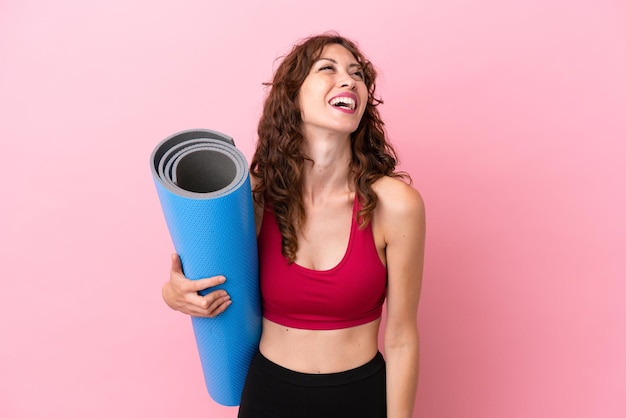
[258,197,387,330]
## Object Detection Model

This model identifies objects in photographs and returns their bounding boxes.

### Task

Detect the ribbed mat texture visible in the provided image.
[150,129,262,406]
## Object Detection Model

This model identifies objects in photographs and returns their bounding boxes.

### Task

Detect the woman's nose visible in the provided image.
[337,72,356,89]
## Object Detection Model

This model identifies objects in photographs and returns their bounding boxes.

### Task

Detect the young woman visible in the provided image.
[162,33,425,418]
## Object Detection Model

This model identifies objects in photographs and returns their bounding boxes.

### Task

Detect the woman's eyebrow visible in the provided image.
[316,57,362,68]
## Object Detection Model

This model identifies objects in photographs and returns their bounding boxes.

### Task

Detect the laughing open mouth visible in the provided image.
[329,96,356,111]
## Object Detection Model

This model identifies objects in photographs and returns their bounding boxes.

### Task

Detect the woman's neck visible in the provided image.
[301,132,353,205]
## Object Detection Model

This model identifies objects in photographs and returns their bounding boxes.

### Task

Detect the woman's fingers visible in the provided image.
[187,289,232,318]
[200,291,232,318]
[184,275,227,293]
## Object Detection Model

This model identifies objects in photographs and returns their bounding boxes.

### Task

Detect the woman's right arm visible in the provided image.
[162,253,232,318]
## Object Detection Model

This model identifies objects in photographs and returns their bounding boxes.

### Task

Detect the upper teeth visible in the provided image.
[330,96,356,110]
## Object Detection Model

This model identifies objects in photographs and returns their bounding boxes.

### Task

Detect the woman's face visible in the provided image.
[298,43,368,139]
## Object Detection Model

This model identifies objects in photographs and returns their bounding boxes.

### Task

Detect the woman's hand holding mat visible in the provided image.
[163,254,232,318]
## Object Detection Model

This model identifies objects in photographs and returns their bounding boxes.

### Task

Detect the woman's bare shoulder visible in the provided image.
[372,176,425,217]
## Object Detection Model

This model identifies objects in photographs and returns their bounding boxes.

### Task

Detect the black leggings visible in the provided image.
[238,350,386,418]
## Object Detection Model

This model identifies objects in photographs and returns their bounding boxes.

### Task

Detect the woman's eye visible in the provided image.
[319,65,334,71]
[352,71,365,79]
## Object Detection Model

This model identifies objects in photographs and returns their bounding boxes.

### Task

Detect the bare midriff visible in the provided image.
[258,317,381,374]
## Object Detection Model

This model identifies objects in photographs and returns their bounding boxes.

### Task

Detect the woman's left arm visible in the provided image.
[378,178,426,418]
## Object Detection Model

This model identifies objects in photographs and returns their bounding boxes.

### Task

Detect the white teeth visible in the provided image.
[330,96,356,110]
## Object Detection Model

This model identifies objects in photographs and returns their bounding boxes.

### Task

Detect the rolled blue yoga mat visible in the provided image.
[150,128,262,406]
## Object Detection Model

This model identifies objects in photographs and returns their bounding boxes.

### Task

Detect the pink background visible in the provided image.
[1,1,624,417]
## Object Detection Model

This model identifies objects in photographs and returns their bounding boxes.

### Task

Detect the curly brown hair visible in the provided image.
[250,32,408,263]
